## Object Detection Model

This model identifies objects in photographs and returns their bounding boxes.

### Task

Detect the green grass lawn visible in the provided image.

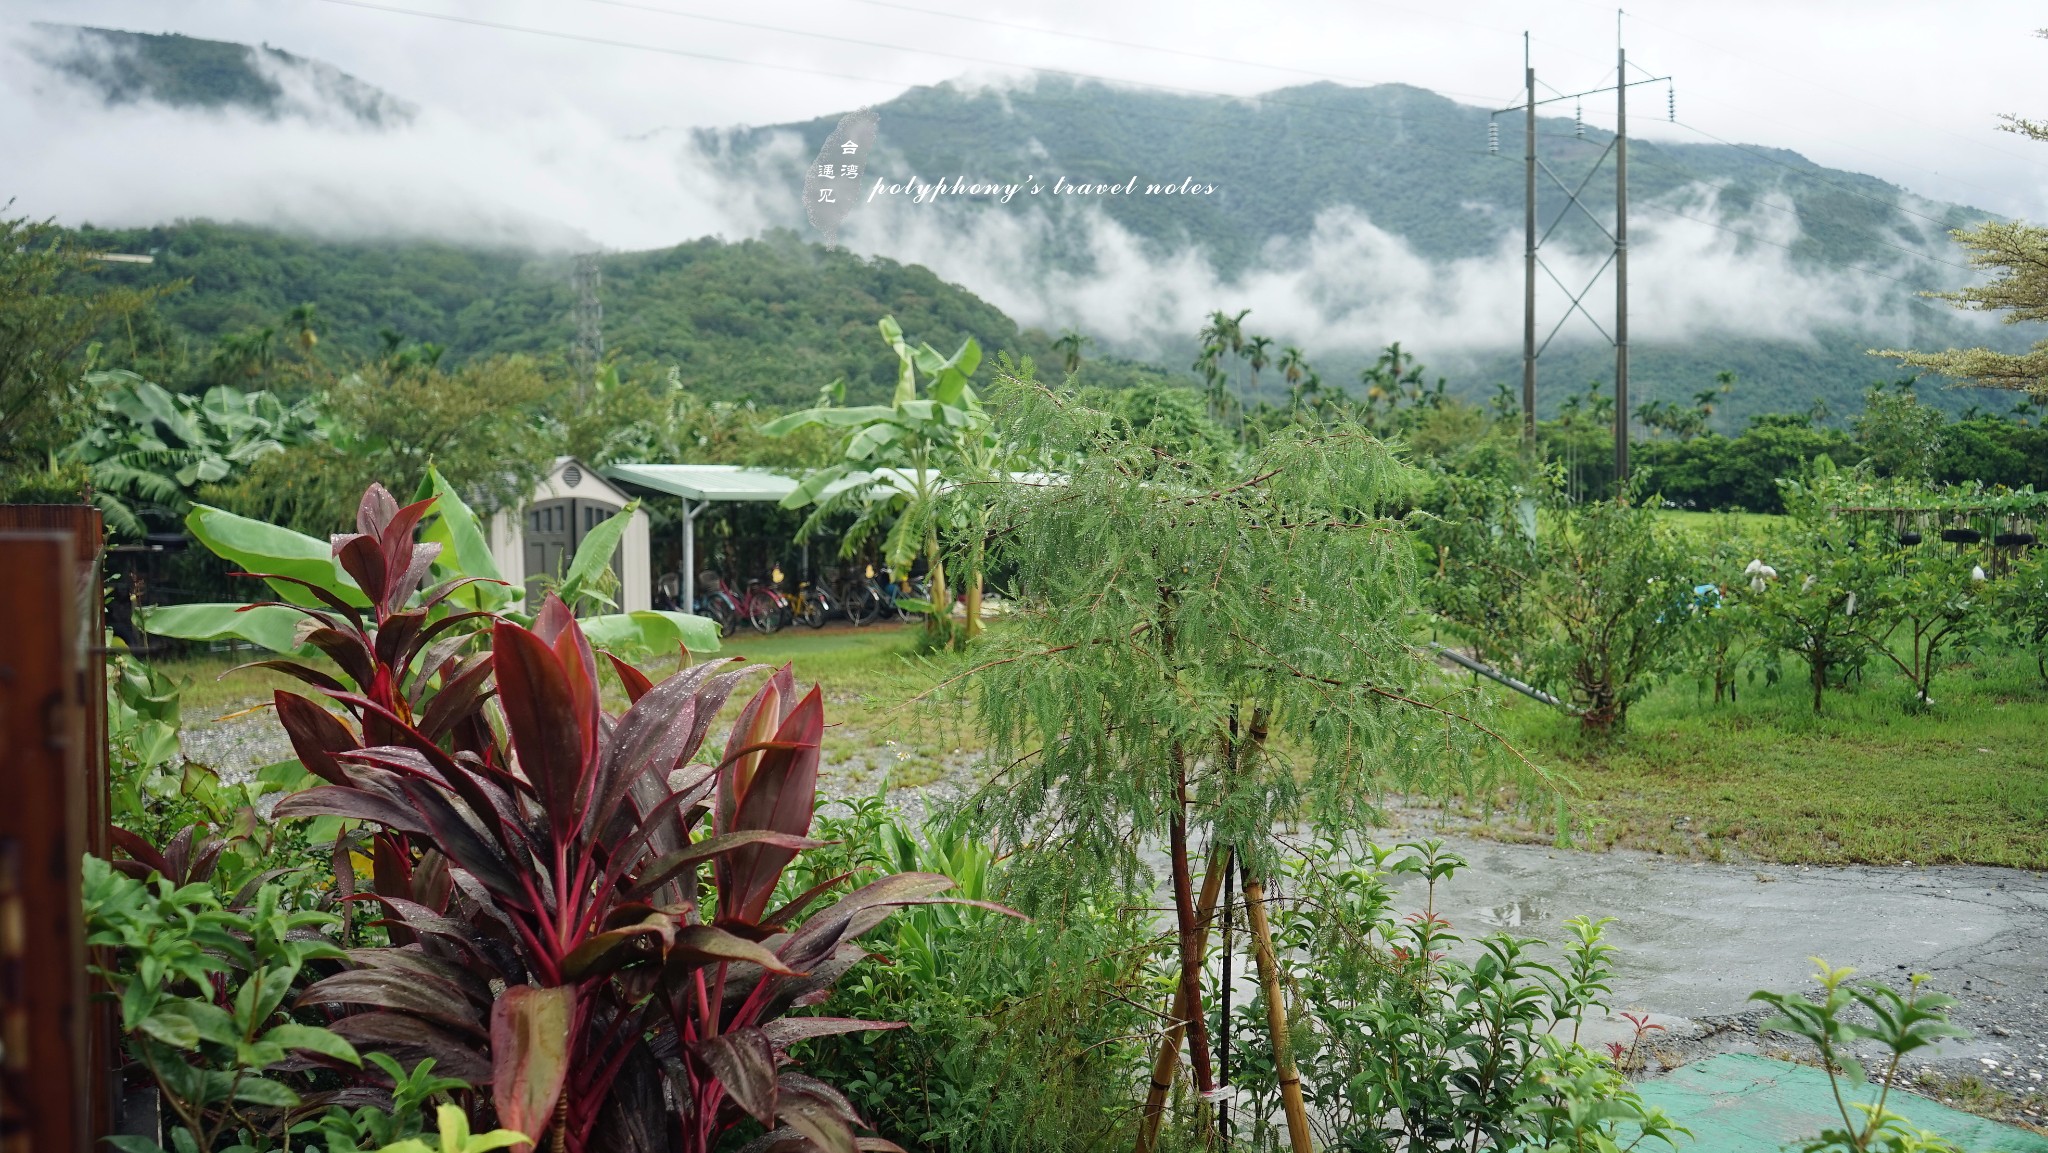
[1486,649,2048,869]
[152,618,2047,870]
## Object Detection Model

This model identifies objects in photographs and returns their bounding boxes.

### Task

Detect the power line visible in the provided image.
[1666,117,1970,230]
[842,0,1502,104]
[574,0,1518,112]
[302,0,912,87]
[1617,8,2048,184]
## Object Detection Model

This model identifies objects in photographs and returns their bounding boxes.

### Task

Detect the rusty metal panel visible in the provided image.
[0,531,93,1153]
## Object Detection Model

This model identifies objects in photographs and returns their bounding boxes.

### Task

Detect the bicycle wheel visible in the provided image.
[800,592,826,629]
[715,596,740,637]
[850,584,882,626]
[748,593,781,634]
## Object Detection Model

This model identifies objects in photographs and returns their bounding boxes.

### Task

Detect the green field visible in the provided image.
[157,618,2048,870]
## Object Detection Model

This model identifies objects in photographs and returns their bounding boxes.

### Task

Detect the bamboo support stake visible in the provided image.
[1133,842,1232,1153]
[1243,868,1312,1153]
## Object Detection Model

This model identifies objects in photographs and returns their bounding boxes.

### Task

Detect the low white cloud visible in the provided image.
[833,180,1946,362]
[0,25,765,251]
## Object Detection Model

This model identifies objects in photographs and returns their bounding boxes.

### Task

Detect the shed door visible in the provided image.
[524,497,623,608]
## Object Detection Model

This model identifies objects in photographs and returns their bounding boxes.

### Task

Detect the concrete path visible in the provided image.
[1370,835,2048,1092]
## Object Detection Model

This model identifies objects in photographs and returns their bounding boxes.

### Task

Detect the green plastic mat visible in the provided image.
[1633,1054,2048,1153]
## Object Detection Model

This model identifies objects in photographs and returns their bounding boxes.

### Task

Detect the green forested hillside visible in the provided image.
[31,24,413,125]
[65,221,1172,406]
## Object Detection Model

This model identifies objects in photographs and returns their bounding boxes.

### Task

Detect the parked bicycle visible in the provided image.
[742,569,794,634]
[789,576,835,629]
[840,565,889,627]
[693,570,744,637]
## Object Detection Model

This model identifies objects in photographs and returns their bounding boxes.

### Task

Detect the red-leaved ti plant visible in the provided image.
[280,590,1002,1152]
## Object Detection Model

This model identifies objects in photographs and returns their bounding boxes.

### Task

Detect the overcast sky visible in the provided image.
[6,0,2048,220]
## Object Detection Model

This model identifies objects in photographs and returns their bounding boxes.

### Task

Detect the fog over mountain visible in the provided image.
[1,21,2026,419]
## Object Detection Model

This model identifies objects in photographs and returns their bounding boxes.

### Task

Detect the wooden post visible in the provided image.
[1133,843,1231,1153]
[0,529,98,1153]
[1243,867,1312,1153]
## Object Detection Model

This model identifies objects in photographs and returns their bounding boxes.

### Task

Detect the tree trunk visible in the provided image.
[1810,656,1825,714]
[1133,842,1231,1153]
[963,533,985,639]
[924,531,949,639]
[1243,867,1312,1153]
[1166,747,1214,1093]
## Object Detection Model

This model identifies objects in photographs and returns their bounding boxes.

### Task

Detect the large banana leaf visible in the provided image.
[577,610,721,655]
[415,466,517,612]
[139,603,314,653]
[185,504,369,607]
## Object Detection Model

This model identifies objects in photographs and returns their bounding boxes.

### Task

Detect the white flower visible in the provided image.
[1744,558,1764,576]
[1801,575,1816,592]
[1971,565,1987,582]
[1845,592,1857,617]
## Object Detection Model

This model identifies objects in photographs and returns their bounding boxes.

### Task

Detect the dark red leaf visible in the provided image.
[334,534,389,609]
[491,985,574,1153]
[718,688,825,924]
[325,1012,491,1085]
[601,650,654,704]
[233,660,347,696]
[108,826,171,879]
[301,626,378,695]
[416,655,495,744]
[273,785,431,835]
[297,970,487,1036]
[694,1028,778,1125]
[492,620,586,843]
[357,483,399,538]
[275,691,361,786]
[717,666,797,836]
[627,831,823,901]
[398,778,528,911]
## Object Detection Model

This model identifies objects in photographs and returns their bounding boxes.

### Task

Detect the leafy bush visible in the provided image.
[1429,477,1701,732]
[86,858,361,1153]
[792,802,1168,1152]
[1225,838,1687,1152]
[1752,961,1971,1153]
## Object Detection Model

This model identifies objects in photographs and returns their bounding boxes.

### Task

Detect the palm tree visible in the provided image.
[1243,334,1274,400]
[1278,346,1311,411]
[1053,329,1091,377]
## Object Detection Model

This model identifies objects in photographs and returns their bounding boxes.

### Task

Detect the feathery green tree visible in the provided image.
[960,367,1530,1149]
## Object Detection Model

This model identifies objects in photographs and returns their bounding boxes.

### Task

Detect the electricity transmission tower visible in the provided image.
[1493,28,1671,484]
[571,252,604,388]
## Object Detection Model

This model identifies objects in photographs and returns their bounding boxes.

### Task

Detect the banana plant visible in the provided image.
[140,466,719,657]
[63,370,321,537]
[762,316,1000,638]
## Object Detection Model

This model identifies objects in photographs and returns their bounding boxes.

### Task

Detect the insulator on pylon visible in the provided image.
[1574,99,1584,138]
[1488,120,1499,154]
[1668,84,1676,122]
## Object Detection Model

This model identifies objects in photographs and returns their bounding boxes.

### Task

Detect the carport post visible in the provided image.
[681,499,708,611]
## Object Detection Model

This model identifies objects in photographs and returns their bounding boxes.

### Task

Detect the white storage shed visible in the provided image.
[488,457,652,612]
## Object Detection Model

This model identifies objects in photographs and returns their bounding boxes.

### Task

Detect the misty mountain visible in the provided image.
[710,78,2022,422]
[16,27,2031,425]
[26,24,414,128]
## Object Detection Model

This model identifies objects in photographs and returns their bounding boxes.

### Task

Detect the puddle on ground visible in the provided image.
[1473,898,1547,928]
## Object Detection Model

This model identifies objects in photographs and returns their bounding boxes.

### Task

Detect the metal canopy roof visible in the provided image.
[606,462,1051,505]
[605,463,832,504]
